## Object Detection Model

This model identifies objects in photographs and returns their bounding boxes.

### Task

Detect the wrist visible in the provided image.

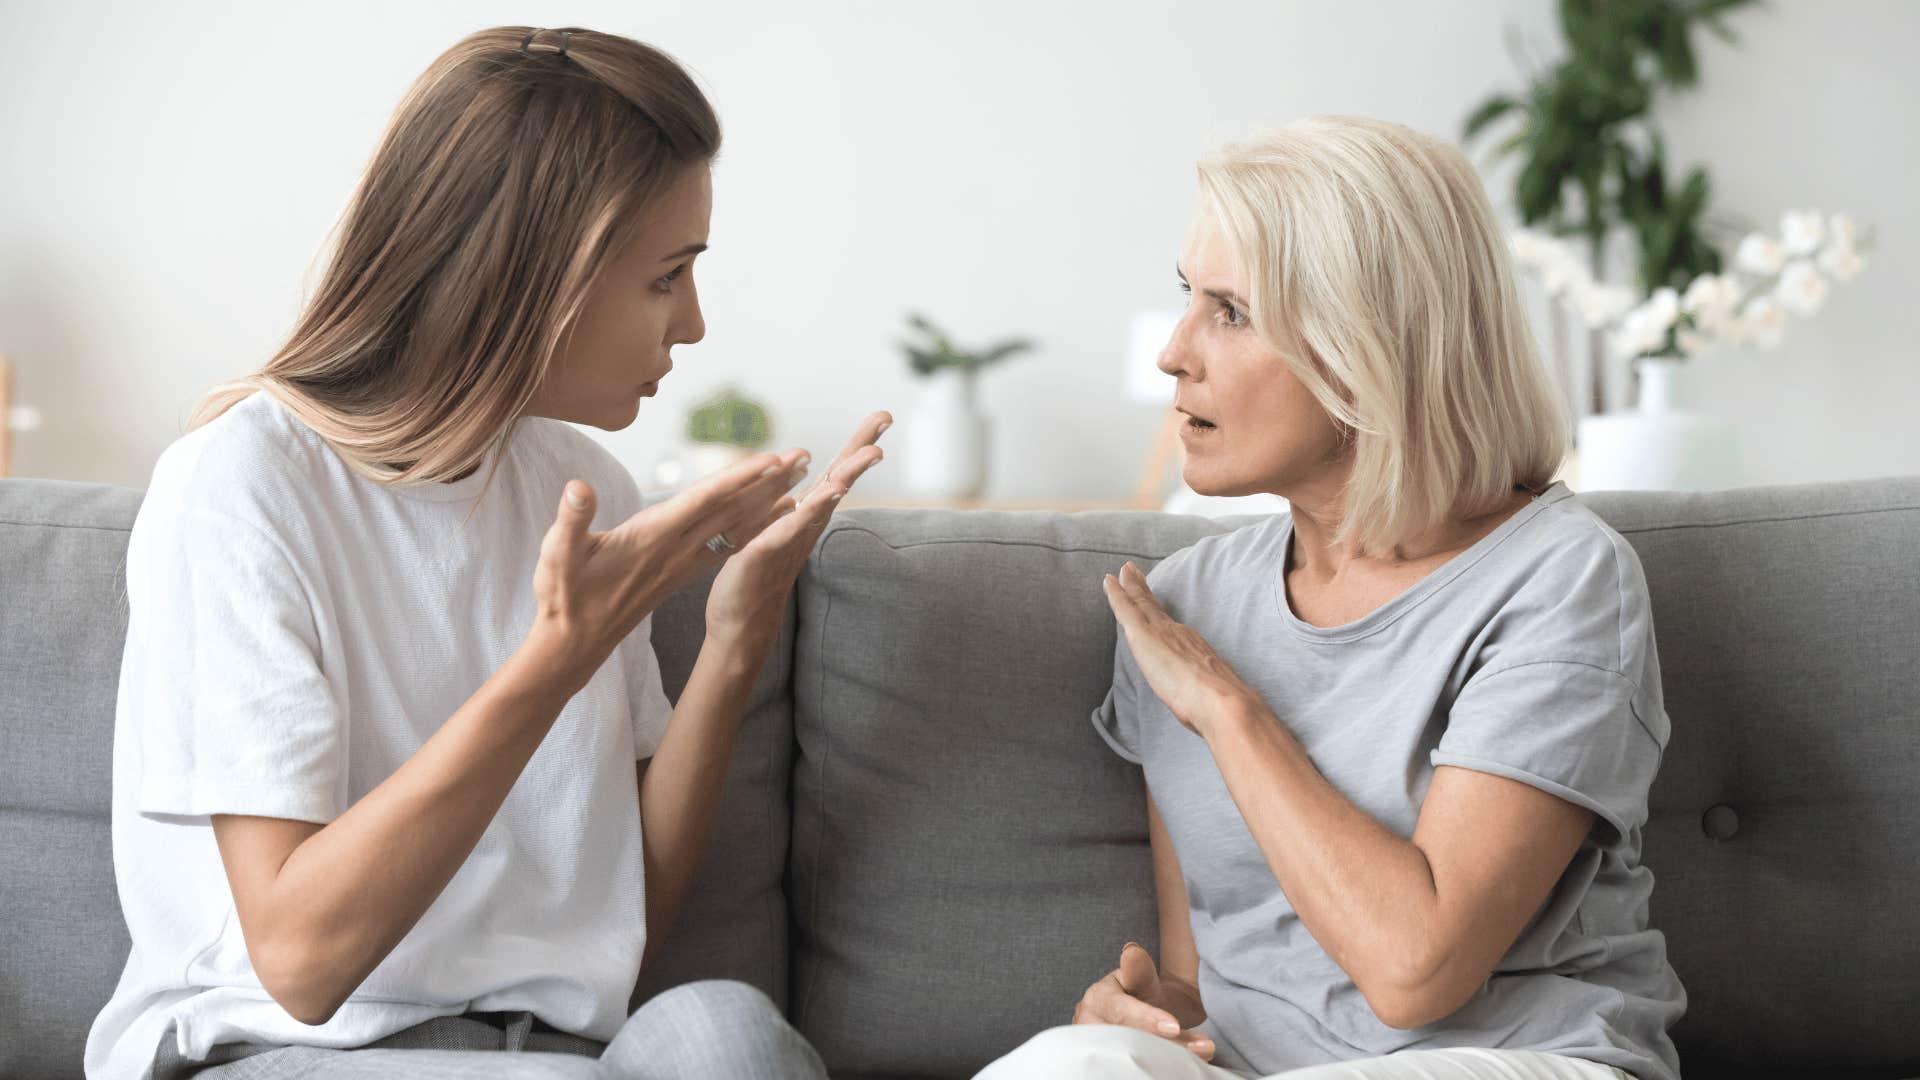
[1196,686,1268,744]
[511,623,598,703]
[700,623,777,679]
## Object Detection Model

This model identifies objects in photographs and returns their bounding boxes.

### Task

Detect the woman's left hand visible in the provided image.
[704,411,891,653]
[1103,560,1260,739]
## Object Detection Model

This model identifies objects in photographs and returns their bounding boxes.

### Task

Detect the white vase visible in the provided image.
[903,369,989,500]
[1575,357,1740,492]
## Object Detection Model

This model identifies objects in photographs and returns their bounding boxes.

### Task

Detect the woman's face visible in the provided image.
[528,164,713,430]
[1164,217,1348,498]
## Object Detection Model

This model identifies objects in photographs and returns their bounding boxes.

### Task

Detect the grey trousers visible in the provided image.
[153,980,827,1079]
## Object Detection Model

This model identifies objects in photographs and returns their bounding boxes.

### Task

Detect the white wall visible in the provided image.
[2,0,1913,496]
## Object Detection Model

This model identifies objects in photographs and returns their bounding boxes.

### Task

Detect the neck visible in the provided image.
[1285,476,1537,576]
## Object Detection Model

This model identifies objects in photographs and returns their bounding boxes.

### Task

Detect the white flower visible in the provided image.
[1818,245,1866,283]
[1827,212,1861,253]
[1675,328,1715,358]
[1571,281,1637,326]
[1775,261,1829,316]
[1741,297,1787,349]
[1681,274,1742,324]
[1736,233,1785,275]
[1780,210,1825,256]
[1615,287,1681,357]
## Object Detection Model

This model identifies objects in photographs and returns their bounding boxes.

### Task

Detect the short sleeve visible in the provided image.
[1090,630,1146,764]
[1430,660,1663,844]
[131,507,344,824]
[626,613,674,759]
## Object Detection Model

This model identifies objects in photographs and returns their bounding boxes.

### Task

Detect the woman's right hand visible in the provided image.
[1073,942,1216,1061]
[528,449,811,693]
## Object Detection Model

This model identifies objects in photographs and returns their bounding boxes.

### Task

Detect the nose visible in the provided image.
[1158,308,1200,381]
[675,279,707,347]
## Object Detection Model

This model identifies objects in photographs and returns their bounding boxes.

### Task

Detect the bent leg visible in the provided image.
[597,979,826,1080]
[975,1024,1247,1080]
[1269,1047,1631,1080]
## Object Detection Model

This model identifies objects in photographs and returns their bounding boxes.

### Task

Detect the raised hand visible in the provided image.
[704,410,891,650]
[1102,560,1259,739]
[528,446,813,693]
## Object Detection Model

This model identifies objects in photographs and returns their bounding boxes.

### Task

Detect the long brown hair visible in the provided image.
[191,27,721,484]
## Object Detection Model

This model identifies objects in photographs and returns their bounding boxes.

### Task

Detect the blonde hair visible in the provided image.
[191,27,721,484]
[1196,116,1567,556]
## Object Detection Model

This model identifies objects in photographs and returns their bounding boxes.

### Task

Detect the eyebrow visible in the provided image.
[660,242,709,263]
[1175,262,1247,308]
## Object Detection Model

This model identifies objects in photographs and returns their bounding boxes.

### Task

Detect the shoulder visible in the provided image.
[1477,486,1654,679]
[142,392,340,537]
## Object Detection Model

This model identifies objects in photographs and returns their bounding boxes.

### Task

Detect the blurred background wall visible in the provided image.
[1,0,1912,498]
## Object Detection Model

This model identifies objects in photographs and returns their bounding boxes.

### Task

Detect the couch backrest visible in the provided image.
[6,477,1919,1079]
[788,481,1920,1080]
[0,478,795,1079]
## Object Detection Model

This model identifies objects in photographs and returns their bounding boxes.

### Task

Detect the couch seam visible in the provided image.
[794,531,842,1033]
[823,523,1204,558]
[1609,503,1920,534]
[0,517,134,535]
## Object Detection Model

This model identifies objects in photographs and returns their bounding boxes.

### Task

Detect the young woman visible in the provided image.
[980,118,1685,1080]
[84,27,884,1080]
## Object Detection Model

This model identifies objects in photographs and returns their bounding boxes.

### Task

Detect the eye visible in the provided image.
[653,265,687,294]
[1217,298,1248,327]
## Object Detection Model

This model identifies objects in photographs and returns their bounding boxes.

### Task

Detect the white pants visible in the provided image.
[974,1025,1633,1080]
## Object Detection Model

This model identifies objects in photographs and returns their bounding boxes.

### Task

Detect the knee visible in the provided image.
[614,979,820,1078]
[979,1024,1170,1080]
[644,978,784,1024]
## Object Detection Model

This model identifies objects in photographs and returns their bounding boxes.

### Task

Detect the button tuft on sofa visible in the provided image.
[1701,804,1740,841]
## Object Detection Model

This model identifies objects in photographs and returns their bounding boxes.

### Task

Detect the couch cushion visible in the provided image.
[1582,479,1920,1078]
[0,479,144,1080]
[788,509,1242,1077]
[0,478,796,1077]
[791,482,1920,1080]
[632,567,797,1013]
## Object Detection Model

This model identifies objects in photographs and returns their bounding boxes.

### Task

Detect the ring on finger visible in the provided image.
[704,531,737,556]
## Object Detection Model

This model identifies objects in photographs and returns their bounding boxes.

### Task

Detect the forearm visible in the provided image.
[638,630,770,968]
[1204,700,1444,1001]
[237,639,576,1020]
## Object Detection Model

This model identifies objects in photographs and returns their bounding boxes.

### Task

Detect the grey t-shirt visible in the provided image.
[1093,482,1684,1080]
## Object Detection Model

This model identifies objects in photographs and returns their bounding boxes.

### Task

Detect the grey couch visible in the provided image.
[4,476,1918,1080]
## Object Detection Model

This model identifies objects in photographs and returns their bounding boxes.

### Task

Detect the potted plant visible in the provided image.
[897,312,1034,500]
[682,385,772,480]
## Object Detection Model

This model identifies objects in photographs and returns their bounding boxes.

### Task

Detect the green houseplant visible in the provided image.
[896,312,1035,501]
[1463,0,1757,394]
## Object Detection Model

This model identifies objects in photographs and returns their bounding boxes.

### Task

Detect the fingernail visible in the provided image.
[565,489,586,510]
[760,464,782,478]
[1158,1019,1180,1035]
[829,492,844,503]
[877,421,892,435]
[795,454,812,470]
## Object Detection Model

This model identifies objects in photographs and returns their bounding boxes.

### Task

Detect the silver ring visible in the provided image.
[704,532,736,556]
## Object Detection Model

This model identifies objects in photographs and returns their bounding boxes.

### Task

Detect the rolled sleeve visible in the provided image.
[1090,633,1146,765]
[1430,659,1664,844]
[133,509,344,824]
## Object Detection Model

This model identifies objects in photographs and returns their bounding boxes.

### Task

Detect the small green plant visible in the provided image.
[899,312,1034,378]
[685,386,770,448]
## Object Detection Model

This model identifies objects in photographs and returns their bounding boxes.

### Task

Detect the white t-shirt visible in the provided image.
[86,393,674,1080]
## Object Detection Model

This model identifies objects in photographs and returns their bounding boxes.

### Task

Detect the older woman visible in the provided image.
[980,117,1684,1080]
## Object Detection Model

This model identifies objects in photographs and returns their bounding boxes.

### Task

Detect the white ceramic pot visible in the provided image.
[1575,358,1740,492]
[903,369,989,500]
